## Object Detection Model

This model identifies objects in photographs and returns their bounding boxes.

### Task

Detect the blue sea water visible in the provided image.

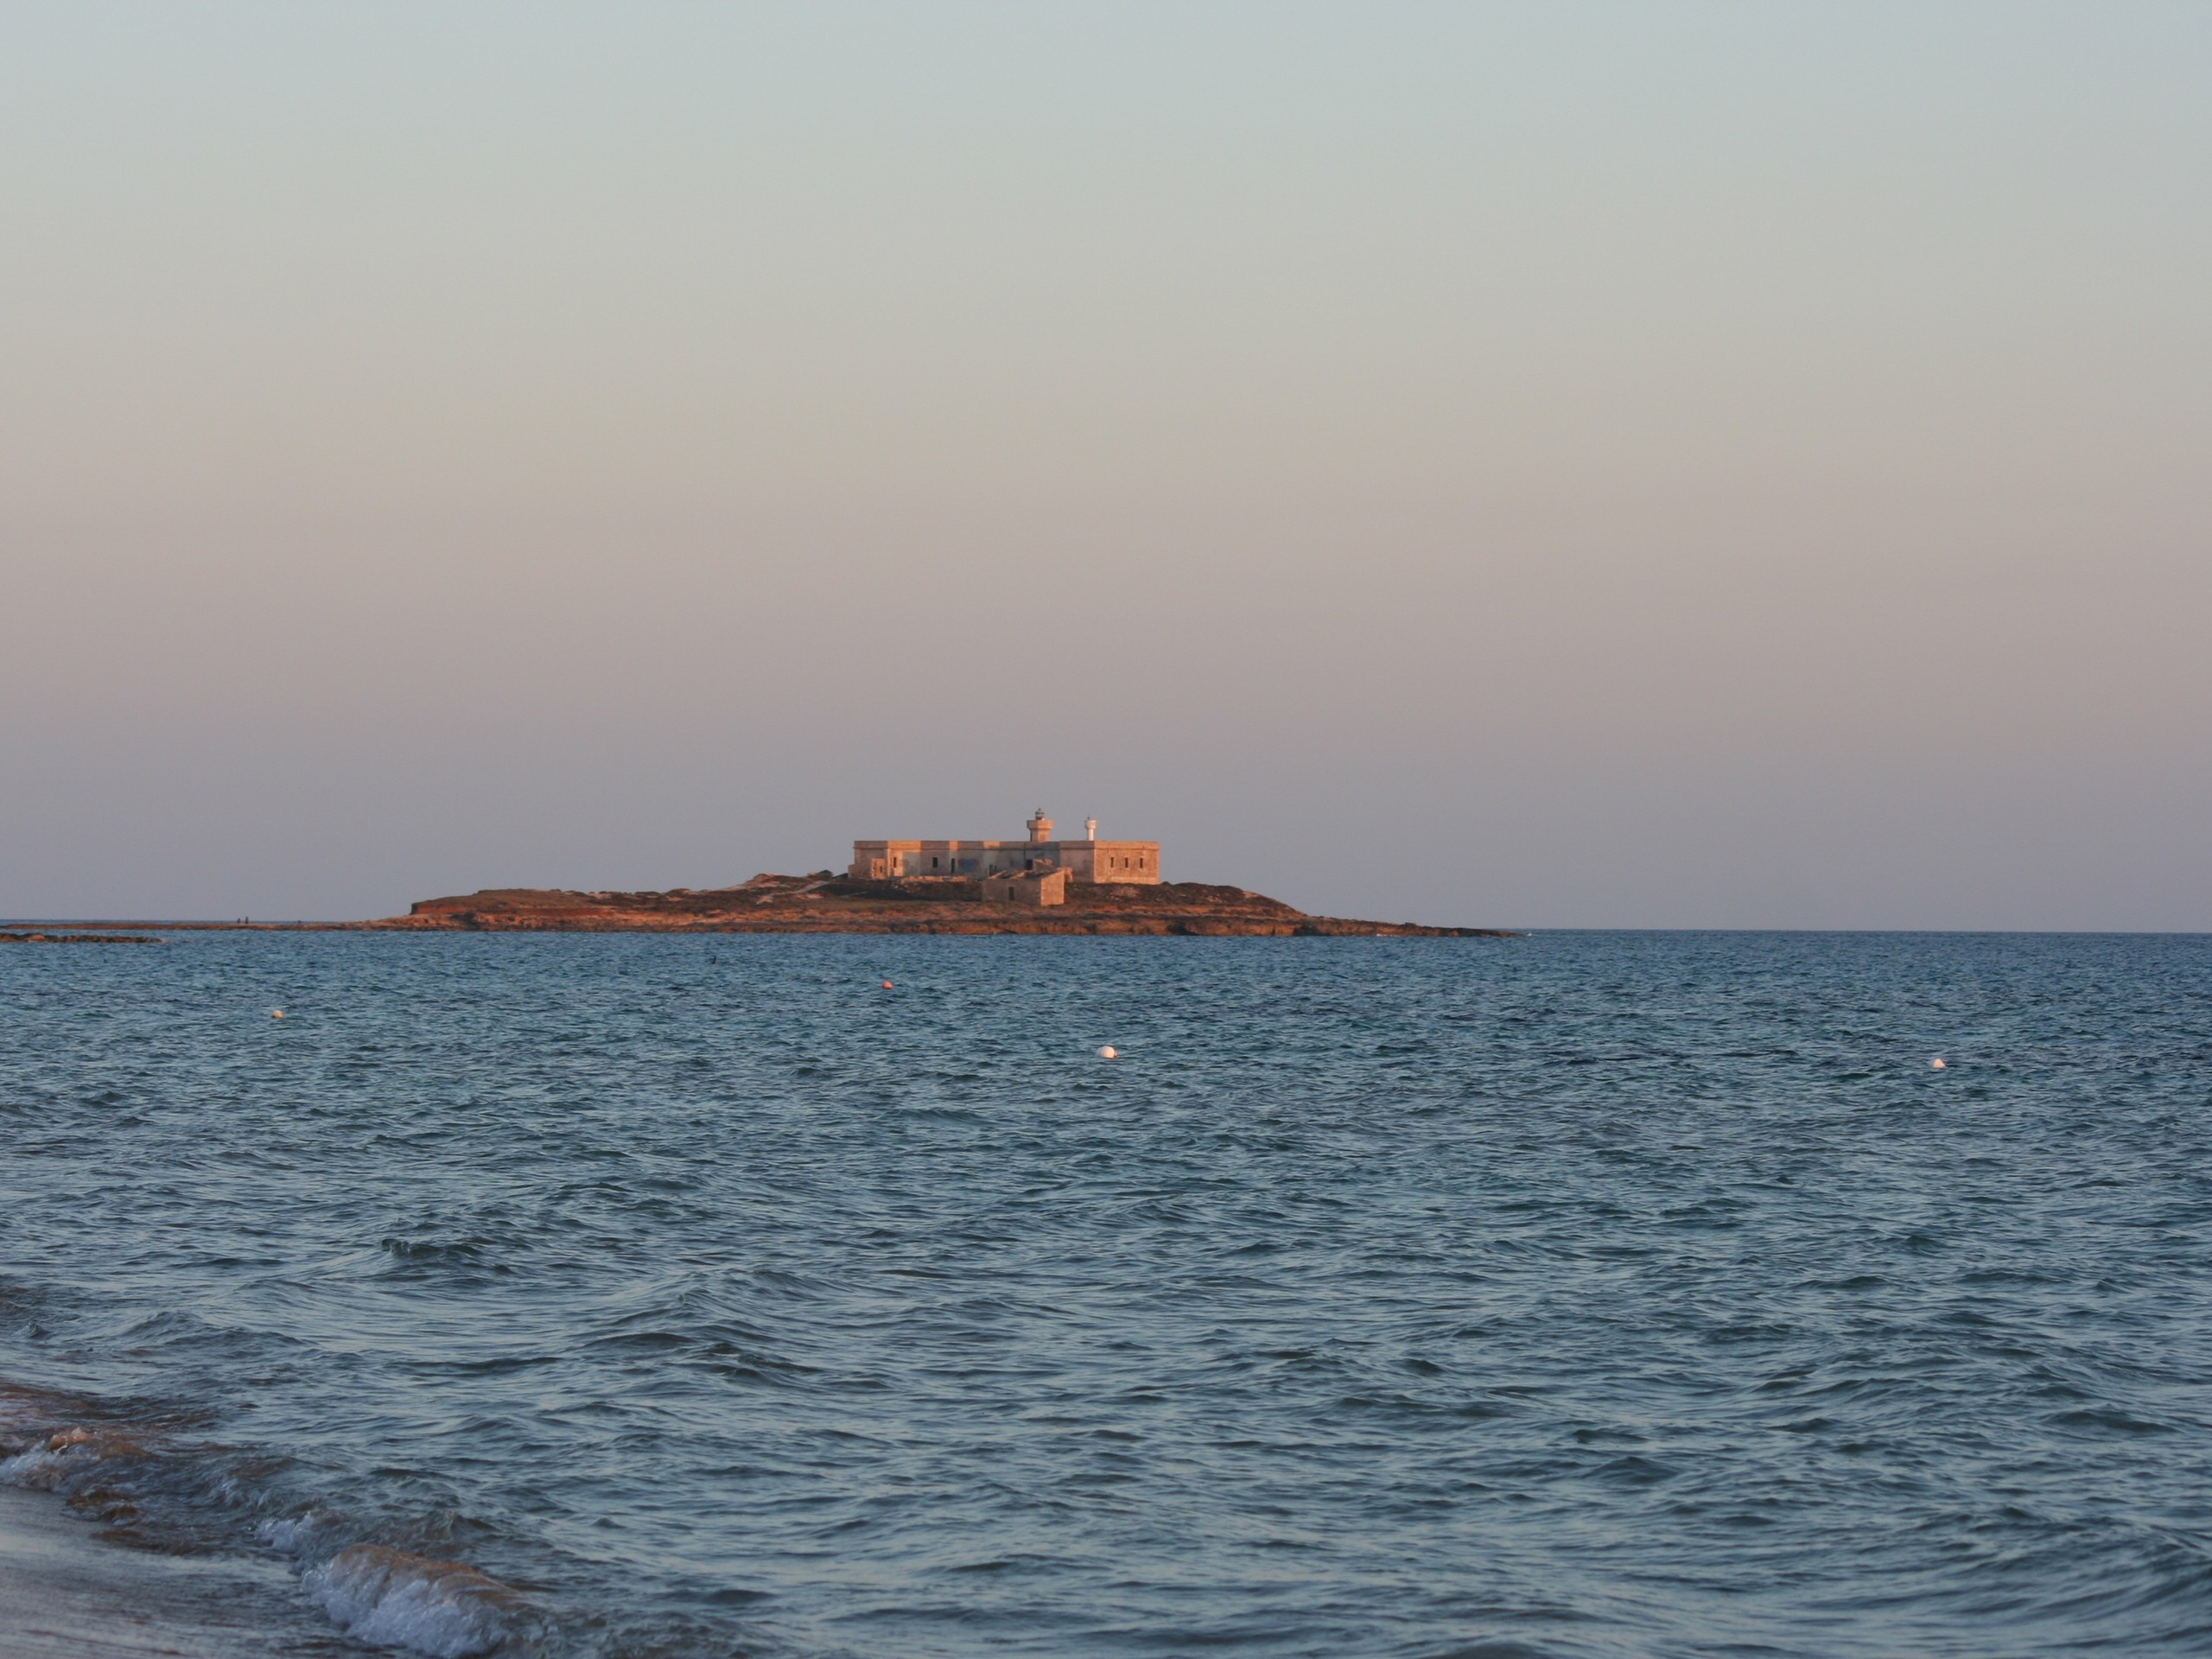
[3,931,2210,1659]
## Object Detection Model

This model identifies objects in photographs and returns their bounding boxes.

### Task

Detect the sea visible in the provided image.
[3,931,2209,1659]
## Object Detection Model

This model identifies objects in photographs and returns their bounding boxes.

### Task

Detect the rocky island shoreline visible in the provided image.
[359,874,1511,938]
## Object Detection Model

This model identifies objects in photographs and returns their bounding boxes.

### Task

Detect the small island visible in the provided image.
[365,810,1507,938]
[365,874,1503,937]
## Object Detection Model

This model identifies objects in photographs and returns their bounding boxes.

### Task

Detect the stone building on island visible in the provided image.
[851,810,1160,904]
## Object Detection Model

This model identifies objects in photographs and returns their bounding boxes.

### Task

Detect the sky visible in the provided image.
[2,2,2207,928]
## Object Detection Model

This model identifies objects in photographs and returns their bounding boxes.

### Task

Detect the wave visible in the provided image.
[0,1421,151,1498]
[306,1543,534,1659]
[3,1380,538,1658]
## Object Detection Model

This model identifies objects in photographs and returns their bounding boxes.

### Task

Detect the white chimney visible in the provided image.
[1084,817,1098,840]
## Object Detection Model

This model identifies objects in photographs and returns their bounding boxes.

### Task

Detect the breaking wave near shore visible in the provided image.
[0,1384,537,1657]
[4,931,2211,1657]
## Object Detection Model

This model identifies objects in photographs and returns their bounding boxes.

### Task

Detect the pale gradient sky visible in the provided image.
[3,3,2207,927]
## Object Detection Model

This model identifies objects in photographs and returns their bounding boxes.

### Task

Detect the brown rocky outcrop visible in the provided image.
[362,874,1510,938]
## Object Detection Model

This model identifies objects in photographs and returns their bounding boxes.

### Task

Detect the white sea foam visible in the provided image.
[0,1426,126,1490]
[257,1508,339,1555]
[0,1443,65,1485]
[304,1542,525,1659]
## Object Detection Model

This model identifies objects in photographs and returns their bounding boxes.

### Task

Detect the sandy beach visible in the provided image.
[0,1484,311,1659]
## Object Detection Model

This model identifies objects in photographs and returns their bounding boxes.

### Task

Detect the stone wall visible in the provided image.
[980,868,1070,906]
[851,836,1160,883]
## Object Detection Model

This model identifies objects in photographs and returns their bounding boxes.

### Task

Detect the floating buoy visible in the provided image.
[1097,1046,1117,1059]
[1930,1057,1945,1069]
[881,981,894,989]
[271,1010,284,1019]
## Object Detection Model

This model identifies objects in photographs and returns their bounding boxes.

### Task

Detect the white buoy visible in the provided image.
[1930,1056,1945,1069]
[1097,1046,1117,1059]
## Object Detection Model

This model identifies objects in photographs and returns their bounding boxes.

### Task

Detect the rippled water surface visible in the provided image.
[3,931,2210,1658]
